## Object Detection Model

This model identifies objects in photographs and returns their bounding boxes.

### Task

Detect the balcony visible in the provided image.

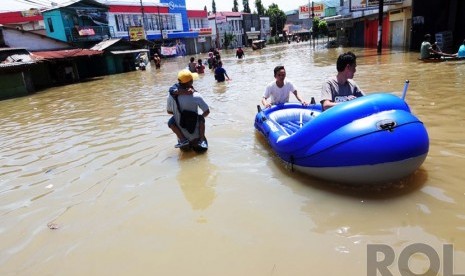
[65,26,115,43]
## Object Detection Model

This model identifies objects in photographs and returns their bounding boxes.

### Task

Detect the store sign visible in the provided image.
[21,9,40,17]
[350,0,403,11]
[128,26,146,41]
[198,37,206,43]
[78,27,96,36]
[190,28,212,35]
[299,3,324,19]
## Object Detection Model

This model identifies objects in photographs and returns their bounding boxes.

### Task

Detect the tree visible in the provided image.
[223,32,237,49]
[242,0,251,13]
[204,5,207,12]
[318,20,328,37]
[312,17,321,37]
[212,0,216,14]
[255,0,266,16]
[232,0,239,12]
[266,4,286,37]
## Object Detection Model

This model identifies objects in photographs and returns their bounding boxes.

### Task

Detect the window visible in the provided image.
[47,18,54,32]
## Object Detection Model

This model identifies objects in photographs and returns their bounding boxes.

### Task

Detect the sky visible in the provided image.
[0,0,311,13]
[185,0,309,13]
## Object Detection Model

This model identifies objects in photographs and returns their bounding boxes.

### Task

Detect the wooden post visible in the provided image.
[377,0,384,54]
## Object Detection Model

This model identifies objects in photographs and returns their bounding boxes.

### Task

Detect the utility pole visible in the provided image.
[377,0,384,54]
[158,5,164,45]
[139,0,146,32]
[311,1,315,49]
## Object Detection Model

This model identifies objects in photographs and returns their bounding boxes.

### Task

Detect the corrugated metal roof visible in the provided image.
[110,49,149,55]
[32,49,103,60]
[90,38,122,51]
[0,48,37,69]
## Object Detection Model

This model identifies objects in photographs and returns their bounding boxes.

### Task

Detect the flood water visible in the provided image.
[1,42,465,275]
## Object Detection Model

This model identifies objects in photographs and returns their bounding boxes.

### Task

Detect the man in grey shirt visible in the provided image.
[320,51,364,111]
[167,70,210,148]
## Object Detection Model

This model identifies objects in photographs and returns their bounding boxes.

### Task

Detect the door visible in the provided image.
[391,20,404,48]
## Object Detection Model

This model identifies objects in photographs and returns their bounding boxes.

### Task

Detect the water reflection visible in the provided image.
[177,153,217,211]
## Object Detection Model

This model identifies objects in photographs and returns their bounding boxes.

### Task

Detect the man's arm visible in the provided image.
[292,90,308,106]
[321,99,338,111]
[262,97,271,108]
[169,85,195,96]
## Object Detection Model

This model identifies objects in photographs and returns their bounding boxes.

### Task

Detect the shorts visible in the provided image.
[167,115,204,127]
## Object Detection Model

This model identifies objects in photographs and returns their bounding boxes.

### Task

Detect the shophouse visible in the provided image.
[209,12,270,49]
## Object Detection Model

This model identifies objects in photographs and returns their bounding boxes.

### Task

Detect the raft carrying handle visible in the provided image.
[257,105,262,112]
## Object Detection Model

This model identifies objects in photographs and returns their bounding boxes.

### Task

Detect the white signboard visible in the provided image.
[299,3,324,19]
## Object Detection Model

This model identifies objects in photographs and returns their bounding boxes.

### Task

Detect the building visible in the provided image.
[0,48,37,100]
[209,12,270,49]
[41,0,113,48]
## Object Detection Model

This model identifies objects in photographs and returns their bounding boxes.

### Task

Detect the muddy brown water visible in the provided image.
[1,42,464,275]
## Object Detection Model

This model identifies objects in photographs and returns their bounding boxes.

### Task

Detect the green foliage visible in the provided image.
[242,0,251,13]
[312,17,320,35]
[318,20,328,36]
[212,0,216,14]
[266,4,286,36]
[255,0,266,16]
[312,17,328,37]
[223,32,237,49]
[232,0,239,12]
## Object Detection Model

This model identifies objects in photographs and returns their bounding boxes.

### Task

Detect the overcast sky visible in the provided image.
[1,0,311,12]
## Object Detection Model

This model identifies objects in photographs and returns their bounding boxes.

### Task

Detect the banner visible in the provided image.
[161,46,177,56]
[350,0,403,11]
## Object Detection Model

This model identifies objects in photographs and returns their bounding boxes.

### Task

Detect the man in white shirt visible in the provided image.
[261,66,308,108]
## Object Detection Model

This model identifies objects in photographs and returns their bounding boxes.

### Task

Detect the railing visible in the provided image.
[65,26,115,43]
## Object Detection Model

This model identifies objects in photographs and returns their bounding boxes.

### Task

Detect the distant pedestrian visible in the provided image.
[214,61,230,82]
[153,53,161,69]
[236,47,245,59]
[207,52,214,69]
[188,57,197,73]
[196,58,205,74]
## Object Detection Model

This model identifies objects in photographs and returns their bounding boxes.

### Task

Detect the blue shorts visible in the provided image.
[168,115,204,127]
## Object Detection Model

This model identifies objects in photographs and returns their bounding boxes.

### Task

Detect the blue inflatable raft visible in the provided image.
[254,93,429,184]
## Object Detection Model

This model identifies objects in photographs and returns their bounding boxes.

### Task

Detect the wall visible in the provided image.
[388,7,412,49]
[0,72,31,100]
[3,28,71,51]
[43,10,67,42]
[364,16,390,48]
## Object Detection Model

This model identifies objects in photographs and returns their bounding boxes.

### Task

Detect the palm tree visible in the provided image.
[223,32,237,49]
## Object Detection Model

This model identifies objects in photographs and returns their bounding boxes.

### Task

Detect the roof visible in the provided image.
[110,49,149,55]
[90,38,122,51]
[0,48,37,70]
[109,5,168,13]
[0,10,43,24]
[209,11,243,19]
[32,48,103,60]
[42,0,108,12]
[187,10,208,18]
